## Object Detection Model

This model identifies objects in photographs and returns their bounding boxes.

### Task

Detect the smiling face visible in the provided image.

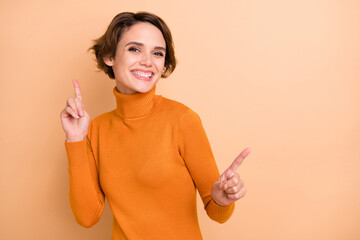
[104,22,166,94]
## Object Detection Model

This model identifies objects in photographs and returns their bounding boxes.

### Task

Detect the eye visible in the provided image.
[154,52,164,57]
[128,47,140,52]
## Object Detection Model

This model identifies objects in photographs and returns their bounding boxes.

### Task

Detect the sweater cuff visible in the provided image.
[64,140,88,167]
[207,198,235,223]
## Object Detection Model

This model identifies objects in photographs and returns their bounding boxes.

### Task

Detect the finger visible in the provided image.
[214,181,223,191]
[227,187,247,200]
[225,181,244,194]
[224,175,243,189]
[73,79,82,100]
[60,108,70,118]
[74,97,84,117]
[65,106,79,119]
[218,182,226,191]
[228,148,251,173]
[218,172,227,182]
[67,98,79,116]
[225,185,241,194]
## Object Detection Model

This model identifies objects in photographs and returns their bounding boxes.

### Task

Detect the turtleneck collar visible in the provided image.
[113,86,157,119]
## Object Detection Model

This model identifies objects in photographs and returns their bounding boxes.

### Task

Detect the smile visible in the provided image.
[131,70,154,81]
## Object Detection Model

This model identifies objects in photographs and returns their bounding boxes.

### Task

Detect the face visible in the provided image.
[104,22,166,94]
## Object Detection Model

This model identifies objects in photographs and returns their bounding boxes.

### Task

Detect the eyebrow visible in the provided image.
[125,41,166,52]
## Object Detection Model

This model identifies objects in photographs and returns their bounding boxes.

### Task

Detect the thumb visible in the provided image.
[213,180,227,191]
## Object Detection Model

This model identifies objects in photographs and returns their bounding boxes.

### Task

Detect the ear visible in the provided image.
[103,56,114,67]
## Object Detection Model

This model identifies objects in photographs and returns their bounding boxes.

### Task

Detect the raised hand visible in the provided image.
[211,148,251,206]
[60,79,90,142]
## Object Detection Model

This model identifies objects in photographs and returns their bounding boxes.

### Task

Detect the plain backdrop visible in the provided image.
[1,0,359,239]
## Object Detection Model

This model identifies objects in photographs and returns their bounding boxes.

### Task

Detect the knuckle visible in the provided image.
[67,98,75,106]
[67,107,76,114]
[233,178,238,185]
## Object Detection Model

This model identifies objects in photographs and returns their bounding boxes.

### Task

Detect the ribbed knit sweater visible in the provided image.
[64,85,235,239]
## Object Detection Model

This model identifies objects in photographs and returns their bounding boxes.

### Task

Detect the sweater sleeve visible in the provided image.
[64,132,105,228]
[178,109,235,223]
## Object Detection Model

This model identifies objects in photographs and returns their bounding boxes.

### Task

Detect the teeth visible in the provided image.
[133,71,152,78]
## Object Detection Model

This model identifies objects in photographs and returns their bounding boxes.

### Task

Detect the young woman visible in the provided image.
[60,11,250,239]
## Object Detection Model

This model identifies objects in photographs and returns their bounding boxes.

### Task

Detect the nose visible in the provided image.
[139,53,153,67]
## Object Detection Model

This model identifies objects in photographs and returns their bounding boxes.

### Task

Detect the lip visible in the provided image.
[130,69,154,82]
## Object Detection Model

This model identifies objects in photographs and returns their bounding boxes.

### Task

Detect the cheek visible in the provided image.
[114,55,137,72]
[155,59,166,71]
[122,54,138,66]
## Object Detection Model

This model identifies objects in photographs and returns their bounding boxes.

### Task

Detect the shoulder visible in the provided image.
[157,95,200,120]
[157,95,189,112]
[88,110,116,129]
[156,95,203,128]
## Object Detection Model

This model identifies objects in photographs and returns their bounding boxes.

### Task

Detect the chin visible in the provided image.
[136,78,160,92]
[132,83,156,93]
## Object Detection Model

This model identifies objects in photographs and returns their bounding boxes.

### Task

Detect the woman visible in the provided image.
[60,11,250,239]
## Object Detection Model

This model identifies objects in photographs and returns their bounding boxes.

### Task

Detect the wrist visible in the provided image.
[211,194,225,207]
[66,135,86,142]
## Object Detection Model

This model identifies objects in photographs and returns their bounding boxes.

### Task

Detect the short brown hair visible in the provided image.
[90,12,176,79]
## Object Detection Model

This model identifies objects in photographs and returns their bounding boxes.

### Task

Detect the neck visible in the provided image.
[113,86,157,119]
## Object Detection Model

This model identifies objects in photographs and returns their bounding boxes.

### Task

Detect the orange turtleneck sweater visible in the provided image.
[64,86,235,239]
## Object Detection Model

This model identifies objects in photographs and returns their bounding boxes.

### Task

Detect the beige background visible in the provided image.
[1,0,359,239]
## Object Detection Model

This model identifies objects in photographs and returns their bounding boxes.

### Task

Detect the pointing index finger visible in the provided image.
[73,79,82,100]
[228,148,251,173]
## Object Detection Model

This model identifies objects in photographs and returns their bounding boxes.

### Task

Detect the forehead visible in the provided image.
[119,22,166,47]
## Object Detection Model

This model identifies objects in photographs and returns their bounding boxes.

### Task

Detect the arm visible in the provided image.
[65,133,105,228]
[178,109,235,223]
[61,80,105,227]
